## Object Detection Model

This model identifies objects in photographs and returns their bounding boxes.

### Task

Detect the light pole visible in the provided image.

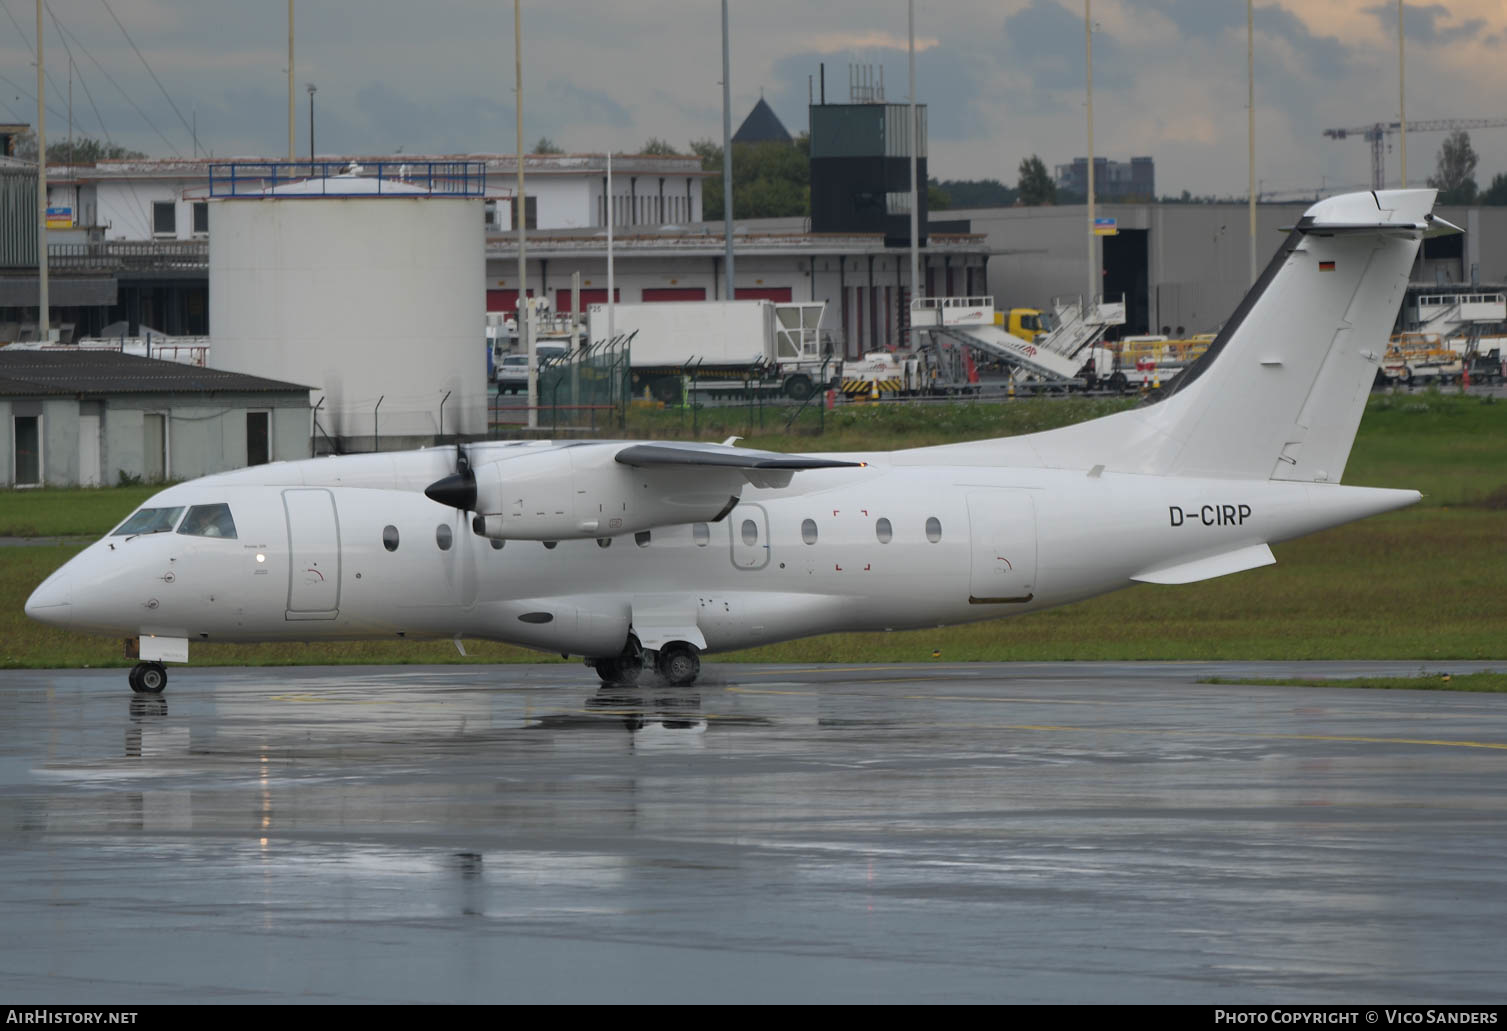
[1085,0,1096,307]
[1398,0,1407,186]
[306,82,316,162]
[908,0,920,312]
[1248,0,1257,286]
[288,1,295,162]
[34,0,48,340]
[721,0,734,301]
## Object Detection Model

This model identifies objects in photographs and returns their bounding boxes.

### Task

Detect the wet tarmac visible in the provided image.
[2,660,1505,1004]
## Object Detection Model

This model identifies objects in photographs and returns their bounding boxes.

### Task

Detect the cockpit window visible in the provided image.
[112,506,185,536]
[177,503,238,540]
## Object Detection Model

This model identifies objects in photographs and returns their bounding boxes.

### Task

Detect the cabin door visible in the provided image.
[284,488,341,620]
[965,491,1038,604]
[729,503,771,571]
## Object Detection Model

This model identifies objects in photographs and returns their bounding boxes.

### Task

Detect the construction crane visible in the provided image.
[1322,118,1507,190]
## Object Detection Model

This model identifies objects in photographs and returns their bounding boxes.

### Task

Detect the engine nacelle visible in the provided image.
[469,445,742,541]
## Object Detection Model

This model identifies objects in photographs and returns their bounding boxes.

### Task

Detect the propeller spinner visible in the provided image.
[424,445,477,511]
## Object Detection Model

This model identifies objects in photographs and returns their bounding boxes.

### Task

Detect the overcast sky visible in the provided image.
[3,0,1505,199]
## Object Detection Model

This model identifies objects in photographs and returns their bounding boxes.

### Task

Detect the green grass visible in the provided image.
[1341,392,1507,507]
[4,390,1503,668]
[1201,673,1507,692]
[621,394,1143,452]
[0,485,157,537]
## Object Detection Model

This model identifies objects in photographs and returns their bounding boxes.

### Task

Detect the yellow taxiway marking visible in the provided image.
[728,685,1096,704]
[740,665,989,676]
[269,693,449,706]
[726,687,814,696]
[928,722,1507,752]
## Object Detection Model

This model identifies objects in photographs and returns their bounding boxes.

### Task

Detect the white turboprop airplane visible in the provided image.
[27,190,1452,694]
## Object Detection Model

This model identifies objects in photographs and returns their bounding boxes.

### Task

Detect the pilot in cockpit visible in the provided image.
[176,503,238,539]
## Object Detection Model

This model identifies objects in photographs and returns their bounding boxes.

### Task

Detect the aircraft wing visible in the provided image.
[614,442,862,470]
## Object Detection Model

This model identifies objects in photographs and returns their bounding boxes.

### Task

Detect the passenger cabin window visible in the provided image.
[693,523,710,547]
[875,517,893,543]
[925,517,943,543]
[436,524,453,551]
[382,525,400,552]
[635,531,651,547]
[112,506,185,535]
[741,519,758,546]
[801,518,818,545]
[177,503,238,539]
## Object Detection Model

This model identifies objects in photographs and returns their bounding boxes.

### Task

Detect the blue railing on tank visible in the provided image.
[208,161,486,198]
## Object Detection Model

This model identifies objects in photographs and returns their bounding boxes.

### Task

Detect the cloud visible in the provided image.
[807,32,941,53]
[1365,3,1487,45]
[1002,0,1132,100]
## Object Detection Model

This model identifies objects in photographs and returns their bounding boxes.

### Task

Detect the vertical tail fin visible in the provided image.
[912,190,1455,483]
[1143,189,1448,482]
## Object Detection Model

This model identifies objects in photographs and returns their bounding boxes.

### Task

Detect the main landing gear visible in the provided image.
[655,643,701,687]
[128,661,168,695]
[588,637,703,687]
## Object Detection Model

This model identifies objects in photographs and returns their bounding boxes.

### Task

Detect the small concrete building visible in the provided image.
[1,350,311,488]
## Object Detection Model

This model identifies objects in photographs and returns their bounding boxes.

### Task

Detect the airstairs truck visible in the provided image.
[911,295,1126,392]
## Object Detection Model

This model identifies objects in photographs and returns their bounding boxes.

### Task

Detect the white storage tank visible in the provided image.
[208,164,485,451]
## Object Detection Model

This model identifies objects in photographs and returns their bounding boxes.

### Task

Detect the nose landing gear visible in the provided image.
[128,661,168,694]
[589,636,646,686]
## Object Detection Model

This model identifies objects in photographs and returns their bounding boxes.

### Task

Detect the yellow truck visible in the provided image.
[997,308,1046,343]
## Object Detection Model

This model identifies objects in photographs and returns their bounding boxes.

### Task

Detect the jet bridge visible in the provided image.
[910,295,1125,382]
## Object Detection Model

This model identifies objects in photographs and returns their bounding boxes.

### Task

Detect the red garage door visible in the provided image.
[735,287,793,302]
[486,289,534,313]
[642,287,707,302]
[556,288,620,313]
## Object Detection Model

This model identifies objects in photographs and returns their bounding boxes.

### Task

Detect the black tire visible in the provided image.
[783,374,814,401]
[127,664,143,693]
[1108,372,1128,394]
[135,662,167,695]
[656,644,702,687]
[595,637,645,685]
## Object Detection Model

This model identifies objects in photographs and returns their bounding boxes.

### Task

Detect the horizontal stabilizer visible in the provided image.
[1131,543,1275,585]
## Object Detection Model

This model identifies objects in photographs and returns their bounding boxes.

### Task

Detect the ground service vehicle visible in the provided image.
[587,300,834,403]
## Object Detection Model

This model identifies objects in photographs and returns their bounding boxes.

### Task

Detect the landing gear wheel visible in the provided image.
[656,643,702,687]
[594,637,645,686]
[131,661,167,695]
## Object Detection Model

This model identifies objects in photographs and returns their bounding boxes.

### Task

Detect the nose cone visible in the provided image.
[25,566,72,627]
